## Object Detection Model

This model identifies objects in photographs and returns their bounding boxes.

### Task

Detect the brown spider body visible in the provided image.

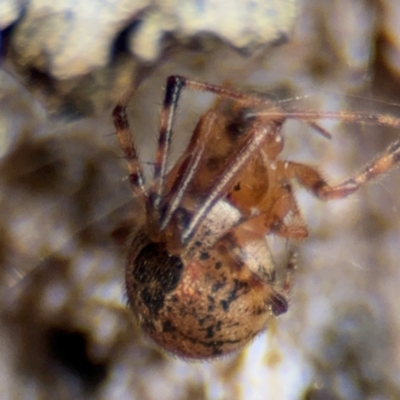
[125,98,291,358]
[113,76,400,359]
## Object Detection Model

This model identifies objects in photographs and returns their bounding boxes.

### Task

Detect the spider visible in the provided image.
[113,76,400,359]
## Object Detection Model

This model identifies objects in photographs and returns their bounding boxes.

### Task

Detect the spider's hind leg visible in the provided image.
[285,139,400,201]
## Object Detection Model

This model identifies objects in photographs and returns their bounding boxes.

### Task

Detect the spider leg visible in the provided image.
[113,93,146,200]
[285,139,400,200]
[264,109,400,129]
[151,77,186,213]
[306,121,332,139]
[326,139,400,199]
[270,249,298,316]
[171,75,269,104]
[282,249,298,296]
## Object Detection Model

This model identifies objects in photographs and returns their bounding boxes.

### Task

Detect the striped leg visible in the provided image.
[150,77,186,211]
[113,93,146,200]
[285,140,400,200]
[326,140,400,199]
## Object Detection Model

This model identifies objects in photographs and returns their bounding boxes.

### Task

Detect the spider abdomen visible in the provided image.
[125,232,276,359]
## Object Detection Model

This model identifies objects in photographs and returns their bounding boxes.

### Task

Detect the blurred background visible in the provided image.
[1,0,400,399]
